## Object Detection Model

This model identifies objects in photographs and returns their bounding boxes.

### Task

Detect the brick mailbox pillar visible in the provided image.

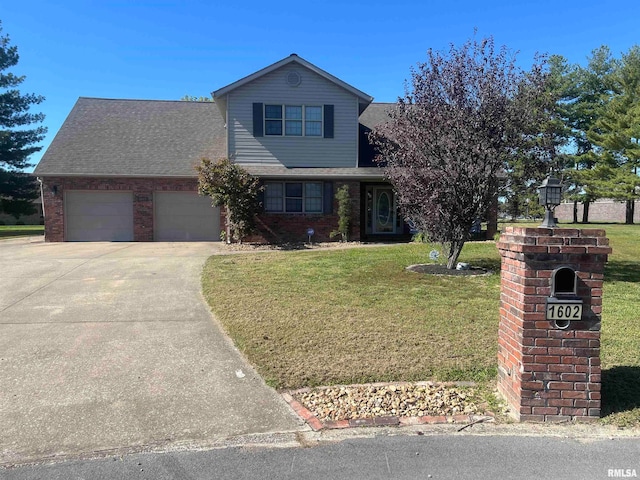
[496,227,612,422]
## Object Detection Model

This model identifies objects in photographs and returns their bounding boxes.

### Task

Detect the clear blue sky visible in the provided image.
[3,0,639,170]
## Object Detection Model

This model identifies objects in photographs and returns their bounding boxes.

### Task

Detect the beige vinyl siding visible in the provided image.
[228,63,359,168]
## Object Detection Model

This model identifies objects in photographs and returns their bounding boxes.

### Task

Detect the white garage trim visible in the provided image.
[154,191,220,241]
[65,191,134,241]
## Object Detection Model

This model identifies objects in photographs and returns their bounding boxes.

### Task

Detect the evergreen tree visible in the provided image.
[587,46,640,223]
[0,170,38,219]
[503,54,574,220]
[0,21,46,218]
[564,46,619,222]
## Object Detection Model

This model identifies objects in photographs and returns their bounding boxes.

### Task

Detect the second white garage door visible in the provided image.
[154,192,220,241]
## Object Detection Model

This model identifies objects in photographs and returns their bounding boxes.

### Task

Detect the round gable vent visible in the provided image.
[286,70,301,87]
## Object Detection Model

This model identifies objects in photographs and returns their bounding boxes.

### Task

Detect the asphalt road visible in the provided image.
[2,431,639,480]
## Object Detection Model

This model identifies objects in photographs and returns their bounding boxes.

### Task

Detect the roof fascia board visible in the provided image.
[34,173,200,178]
[256,174,384,180]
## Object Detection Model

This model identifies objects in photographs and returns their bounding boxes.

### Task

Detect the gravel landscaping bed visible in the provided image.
[221,241,365,252]
[292,382,484,422]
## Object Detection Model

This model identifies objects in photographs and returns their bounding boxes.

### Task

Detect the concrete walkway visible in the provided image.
[0,238,302,466]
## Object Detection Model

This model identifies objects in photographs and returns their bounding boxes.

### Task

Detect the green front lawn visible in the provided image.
[202,224,640,427]
[0,225,44,239]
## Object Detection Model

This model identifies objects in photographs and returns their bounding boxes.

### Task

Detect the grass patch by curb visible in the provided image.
[202,224,640,427]
[203,243,501,390]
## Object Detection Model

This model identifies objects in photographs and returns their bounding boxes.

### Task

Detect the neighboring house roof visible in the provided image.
[34,98,226,177]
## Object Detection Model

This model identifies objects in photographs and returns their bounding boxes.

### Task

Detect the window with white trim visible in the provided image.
[265,181,323,213]
[264,105,322,137]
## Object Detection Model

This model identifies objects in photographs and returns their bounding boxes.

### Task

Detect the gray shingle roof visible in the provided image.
[359,103,393,167]
[34,98,226,177]
[243,165,383,180]
[359,102,394,130]
[34,97,395,178]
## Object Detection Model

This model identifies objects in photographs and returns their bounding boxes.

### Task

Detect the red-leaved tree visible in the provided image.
[370,35,549,268]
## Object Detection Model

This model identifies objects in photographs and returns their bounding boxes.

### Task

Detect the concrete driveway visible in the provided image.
[0,238,302,466]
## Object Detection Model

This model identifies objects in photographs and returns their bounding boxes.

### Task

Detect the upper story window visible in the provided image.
[265,105,283,135]
[304,106,322,136]
[264,104,322,137]
[253,103,333,139]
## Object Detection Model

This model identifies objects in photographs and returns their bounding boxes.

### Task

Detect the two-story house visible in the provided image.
[35,54,409,242]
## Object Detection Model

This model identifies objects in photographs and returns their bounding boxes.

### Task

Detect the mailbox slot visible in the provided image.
[551,266,578,297]
[547,267,583,329]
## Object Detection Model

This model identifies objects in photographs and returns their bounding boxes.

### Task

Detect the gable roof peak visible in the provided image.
[212,54,373,105]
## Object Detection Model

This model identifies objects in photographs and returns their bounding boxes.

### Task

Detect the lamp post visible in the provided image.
[538,175,562,228]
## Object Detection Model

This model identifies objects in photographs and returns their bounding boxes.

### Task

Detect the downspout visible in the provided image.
[37,176,45,219]
[355,99,359,168]
[37,177,45,241]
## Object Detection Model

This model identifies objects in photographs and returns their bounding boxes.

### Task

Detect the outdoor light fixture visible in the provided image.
[538,175,562,228]
[51,185,58,196]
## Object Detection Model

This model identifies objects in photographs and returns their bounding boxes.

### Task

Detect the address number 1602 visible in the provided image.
[546,303,582,321]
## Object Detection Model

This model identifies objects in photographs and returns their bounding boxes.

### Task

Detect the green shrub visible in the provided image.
[330,185,351,242]
[412,231,429,243]
[196,157,262,243]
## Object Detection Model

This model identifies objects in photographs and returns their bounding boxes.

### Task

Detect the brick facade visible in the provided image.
[245,181,361,243]
[41,177,363,243]
[41,176,203,242]
[496,227,611,422]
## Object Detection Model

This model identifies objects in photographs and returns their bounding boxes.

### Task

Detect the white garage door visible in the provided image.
[154,192,220,241]
[65,191,134,241]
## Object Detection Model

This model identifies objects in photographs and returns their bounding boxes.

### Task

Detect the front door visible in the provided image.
[373,187,397,234]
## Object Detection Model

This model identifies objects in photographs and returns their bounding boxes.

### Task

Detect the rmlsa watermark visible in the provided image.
[608,469,638,478]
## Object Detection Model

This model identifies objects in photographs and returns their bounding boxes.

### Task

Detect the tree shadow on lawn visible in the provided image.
[605,261,640,283]
[601,366,640,416]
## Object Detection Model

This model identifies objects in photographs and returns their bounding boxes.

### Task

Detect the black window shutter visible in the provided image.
[253,103,264,137]
[323,181,334,214]
[323,104,334,138]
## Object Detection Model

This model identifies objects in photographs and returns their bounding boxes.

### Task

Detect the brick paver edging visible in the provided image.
[282,389,495,432]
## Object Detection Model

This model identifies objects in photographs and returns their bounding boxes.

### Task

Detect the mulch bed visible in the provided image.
[406,264,493,276]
